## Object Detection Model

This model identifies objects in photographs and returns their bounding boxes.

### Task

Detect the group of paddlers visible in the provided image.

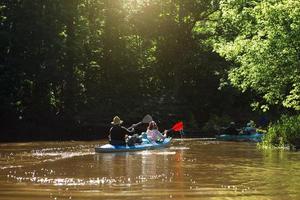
[108,116,168,146]
[222,120,258,135]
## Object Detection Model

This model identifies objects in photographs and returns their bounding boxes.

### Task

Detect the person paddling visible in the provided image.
[243,120,256,135]
[109,116,134,146]
[146,121,168,143]
[223,122,240,135]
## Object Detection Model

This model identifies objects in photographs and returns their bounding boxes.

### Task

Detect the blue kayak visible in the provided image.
[95,137,172,153]
[215,133,263,142]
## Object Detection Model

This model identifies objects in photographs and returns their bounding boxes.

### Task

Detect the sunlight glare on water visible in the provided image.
[0,139,300,200]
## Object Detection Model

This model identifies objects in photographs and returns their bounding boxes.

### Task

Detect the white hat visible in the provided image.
[111,116,123,125]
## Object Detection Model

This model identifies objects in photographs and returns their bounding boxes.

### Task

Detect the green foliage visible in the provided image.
[201,114,232,134]
[261,115,300,148]
[0,0,257,137]
[201,0,300,111]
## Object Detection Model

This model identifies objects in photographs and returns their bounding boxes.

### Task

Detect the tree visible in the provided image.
[203,0,300,112]
[0,0,255,140]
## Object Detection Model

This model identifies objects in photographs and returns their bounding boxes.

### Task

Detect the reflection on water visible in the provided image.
[0,139,300,200]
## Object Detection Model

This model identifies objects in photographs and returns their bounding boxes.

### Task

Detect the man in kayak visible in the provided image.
[109,116,135,146]
[223,122,240,135]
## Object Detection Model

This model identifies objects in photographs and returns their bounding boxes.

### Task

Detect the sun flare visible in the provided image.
[122,0,151,12]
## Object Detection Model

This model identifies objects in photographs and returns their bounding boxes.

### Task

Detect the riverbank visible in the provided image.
[259,114,300,151]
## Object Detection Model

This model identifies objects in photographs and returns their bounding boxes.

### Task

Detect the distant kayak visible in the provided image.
[95,137,172,153]
[215,133,263,142]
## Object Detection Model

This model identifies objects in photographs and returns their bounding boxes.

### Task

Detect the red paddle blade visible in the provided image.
[172,121,183,132]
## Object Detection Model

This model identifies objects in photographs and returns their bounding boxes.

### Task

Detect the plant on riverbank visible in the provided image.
[260,115,300,149]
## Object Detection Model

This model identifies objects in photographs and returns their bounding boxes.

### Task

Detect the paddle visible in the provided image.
[167,121,184,132]
[128,114,153,129]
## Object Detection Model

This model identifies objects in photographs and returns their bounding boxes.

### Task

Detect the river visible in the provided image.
[0,139,299,200]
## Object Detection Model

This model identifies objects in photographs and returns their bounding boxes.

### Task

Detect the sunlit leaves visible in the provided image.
[123,0,152,14]
[207,0,300,111]
[283,83,300,111]
[0,5,6,23]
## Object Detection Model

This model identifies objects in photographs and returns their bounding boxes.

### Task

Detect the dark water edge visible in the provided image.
[0,122,208,142]
[0,131,206,143]
[0,122,109,142]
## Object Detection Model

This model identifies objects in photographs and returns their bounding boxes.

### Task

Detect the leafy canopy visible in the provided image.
[200,0,300,111]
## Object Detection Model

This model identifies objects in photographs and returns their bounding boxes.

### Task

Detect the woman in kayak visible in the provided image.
[146,121,168,142]
[109,116,135,146]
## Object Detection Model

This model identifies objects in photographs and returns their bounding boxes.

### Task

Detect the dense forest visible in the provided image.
[0,0,299,146]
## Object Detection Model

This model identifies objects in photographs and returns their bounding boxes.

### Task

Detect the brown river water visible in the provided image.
[0,139,299,200]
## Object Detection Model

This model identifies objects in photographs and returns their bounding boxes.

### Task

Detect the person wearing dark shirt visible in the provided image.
[224,122,240,135]
[109,116,134,146]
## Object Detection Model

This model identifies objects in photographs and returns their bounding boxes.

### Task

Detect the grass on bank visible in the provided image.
[259,114,300,150]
